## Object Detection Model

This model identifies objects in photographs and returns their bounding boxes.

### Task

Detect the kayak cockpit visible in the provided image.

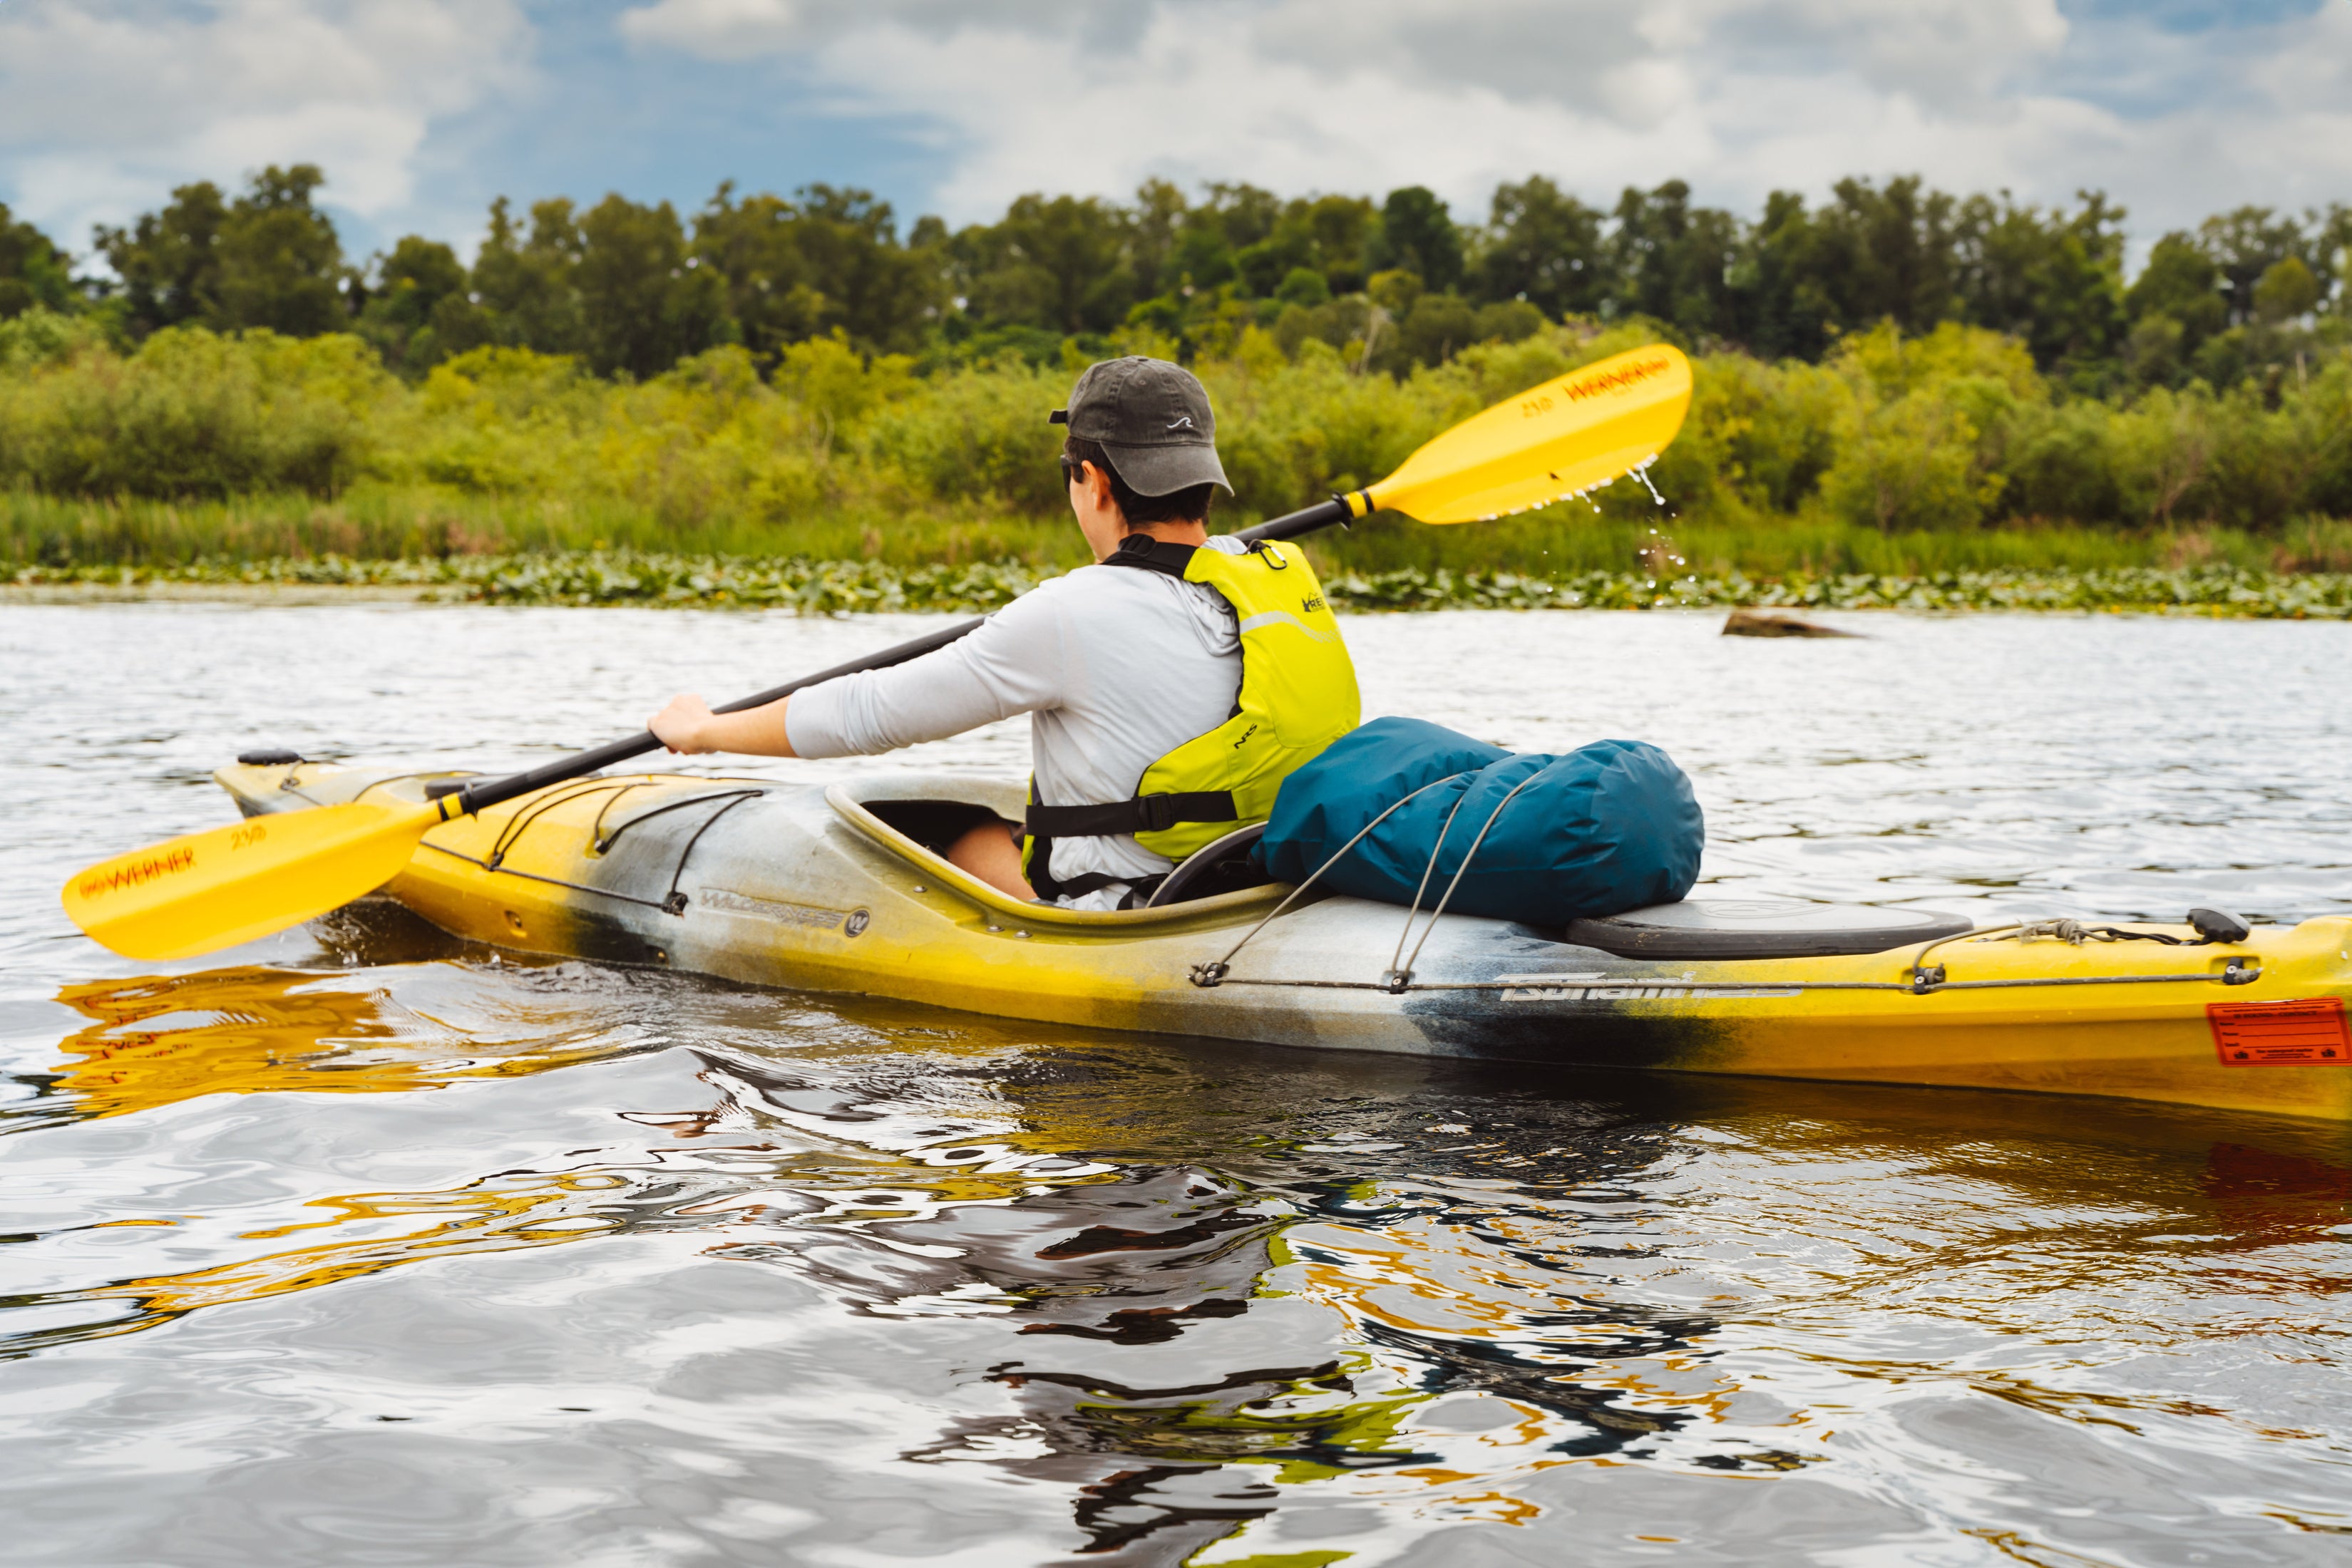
[824,775,1291,930]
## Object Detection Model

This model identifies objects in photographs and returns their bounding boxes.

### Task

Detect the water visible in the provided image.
[3,601,2348,1567]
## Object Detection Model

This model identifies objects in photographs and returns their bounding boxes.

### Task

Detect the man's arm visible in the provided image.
[647,589,1069,760]
[649,693,794,756]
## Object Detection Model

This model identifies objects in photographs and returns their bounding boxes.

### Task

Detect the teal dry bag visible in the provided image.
[1256,716,1703,923]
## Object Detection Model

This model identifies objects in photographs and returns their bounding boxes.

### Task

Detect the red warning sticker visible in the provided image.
[2209,998,2351,1067]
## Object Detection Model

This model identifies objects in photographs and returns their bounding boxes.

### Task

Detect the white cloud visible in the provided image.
[617,0,804,56]
[617,0,2352,242]
[0,0,531,257]
[6,0,2343,274]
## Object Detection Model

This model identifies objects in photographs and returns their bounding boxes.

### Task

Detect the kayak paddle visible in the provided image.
[61,619,983,961]
[1238,341,1693,540]
[63,342,1692,961]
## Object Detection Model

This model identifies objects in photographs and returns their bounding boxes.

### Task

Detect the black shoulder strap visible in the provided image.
[1099,535,1196,579]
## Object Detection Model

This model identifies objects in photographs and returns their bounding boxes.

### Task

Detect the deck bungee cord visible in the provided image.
[1381,772,1547,992]
[1190,774,1462,989]
[420,781,769,916]
[590,787,769,859]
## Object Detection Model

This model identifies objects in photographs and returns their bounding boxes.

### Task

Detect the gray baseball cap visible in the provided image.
[1049,356,1232,497]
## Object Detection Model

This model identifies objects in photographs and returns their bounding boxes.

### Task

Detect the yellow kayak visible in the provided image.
[216,760,2352,1124]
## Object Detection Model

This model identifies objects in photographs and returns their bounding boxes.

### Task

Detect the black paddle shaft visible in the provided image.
[446,495,1358,817]
[1236,495,1355,545]
[448,615,982,814]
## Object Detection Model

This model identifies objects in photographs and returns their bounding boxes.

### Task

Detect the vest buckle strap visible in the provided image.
[1024,790,1238,839]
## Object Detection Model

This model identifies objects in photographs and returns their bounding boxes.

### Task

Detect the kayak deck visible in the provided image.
[217,761,2352,1123]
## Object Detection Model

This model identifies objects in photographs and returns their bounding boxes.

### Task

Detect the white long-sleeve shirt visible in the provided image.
[786,538,1248,906]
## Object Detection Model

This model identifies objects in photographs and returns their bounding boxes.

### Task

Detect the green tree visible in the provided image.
[2252,256,2320,323]
[0,205,78,319]
[1296,193,1377,296]
[2313,204,2352,314]
[955,194,1134,333]
[1952,191,2127,381]
[1232,192,1373,303]
[574,194,734,379]
[213,165,348,335]
[2197,206,2306,325]
[1371,186,1463,293]
[1736,191,1839,361]
[1196,183,1283,252]
[694,182,938,359]
[94,181,228,337]
[2122,313,2188,388]
[791,185,939,352]
[2123,232,2227,374]
[451,197,589,359]
[1730,177,1968,357]
[1162,221,1236,294]
[1608,180,1741,337]
[695,186,827,356]
[1234,225,1313,299]
[94,166,348,339]
[1471,175,1603,318]
[356,234,466,373]
[1273,267,1330,306]
[1124,178,1191,299]
[1395,292,1478,368]
[1810,175,1961,336]
[1221,190,1377,301]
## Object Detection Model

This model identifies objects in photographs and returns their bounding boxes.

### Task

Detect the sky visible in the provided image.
[1,0,2347,273]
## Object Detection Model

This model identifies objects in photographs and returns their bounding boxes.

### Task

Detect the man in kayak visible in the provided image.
[648,356,1360,909]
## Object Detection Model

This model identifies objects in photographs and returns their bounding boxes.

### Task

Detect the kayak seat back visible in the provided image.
[1564,898,1975,959]
[1145,824,1272,908]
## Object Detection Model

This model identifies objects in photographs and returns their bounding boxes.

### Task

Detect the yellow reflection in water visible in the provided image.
[48,966,609,1120]
[28,1168,633,1351]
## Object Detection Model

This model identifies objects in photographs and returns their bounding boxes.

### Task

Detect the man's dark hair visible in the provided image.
[1063,436,1216,527]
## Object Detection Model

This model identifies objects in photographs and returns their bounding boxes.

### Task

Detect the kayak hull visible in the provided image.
[217,763,2352,1123]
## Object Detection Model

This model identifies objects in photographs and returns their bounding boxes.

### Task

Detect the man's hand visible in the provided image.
[646,692,798,758]
[649,693,717,753]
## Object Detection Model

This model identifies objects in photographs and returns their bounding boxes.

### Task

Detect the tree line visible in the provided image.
[6,311,2347,550]
[1,164,2346,398]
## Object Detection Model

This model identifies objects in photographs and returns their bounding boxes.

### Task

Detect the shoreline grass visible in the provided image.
[13,547,2351,619]
[11,486,2352,579]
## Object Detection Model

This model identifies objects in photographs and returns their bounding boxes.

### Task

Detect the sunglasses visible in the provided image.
[1059,455,1088,488]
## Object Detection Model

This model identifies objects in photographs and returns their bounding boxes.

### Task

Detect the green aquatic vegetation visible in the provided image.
[5,552,1054,612]
[14,551,2350,619]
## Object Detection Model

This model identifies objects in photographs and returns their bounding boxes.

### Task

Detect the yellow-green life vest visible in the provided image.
[1022,535,1361,882]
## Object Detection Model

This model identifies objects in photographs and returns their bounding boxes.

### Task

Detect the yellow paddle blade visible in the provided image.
[1369,343,1693,525]
[61,798,445,961]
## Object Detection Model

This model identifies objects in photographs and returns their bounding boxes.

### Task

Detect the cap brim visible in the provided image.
[1100,440,1232,497]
